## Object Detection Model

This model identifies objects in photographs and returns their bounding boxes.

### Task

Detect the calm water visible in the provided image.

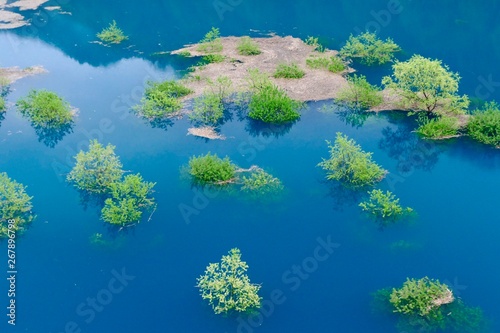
[1,1,499,332]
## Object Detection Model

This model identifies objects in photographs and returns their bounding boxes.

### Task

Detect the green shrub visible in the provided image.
[0,96,5,112]
[178,51,191,57]
[339,32,400,65]
[97,20,128,44]
[197,27,223,53]
[67,140,123,194]
[202,54,226,63]
[135,80,192,119]
[274,63,305,79]
[188,153,236,185]
[237,36,261,55]
[359,189,413,225]
[101,174,156,226]
[337,74,383,109]
[0,172,35,238]
[306,55,346,73]
[318,133,386,187]
[241,169,284,197]
[190,93,224,125]
[304,36,325,52]
[416,114,459,139]
[248,83,302,123]
[16,90,73,128]
[467,101,500,146]
[197,248,261,315]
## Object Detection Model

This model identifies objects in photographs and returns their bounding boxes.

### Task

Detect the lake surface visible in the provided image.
[1,0,499,332]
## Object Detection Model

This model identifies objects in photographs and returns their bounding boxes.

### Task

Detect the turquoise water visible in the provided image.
[1,1,500,332]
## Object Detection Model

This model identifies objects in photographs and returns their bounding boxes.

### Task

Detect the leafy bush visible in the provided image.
[306,55,346,73]
[0,96,5,112]
[0,172,35,238]
[416,114,459,139]
[467,101,500,146]
[135,80,192,119]
[178,51,191,57]
[336,74,383,109]
[16,90,73,128]
[67,140,123,194]
[197,248,261,315]
[249,82,302,123]
[339,32,400,65]
[202,54,225,64]
[274,63,305,79]
[359,189,413,225]
[237,36,261,55]
[101,174,156,226]
[318,133,386,187]
[188,153,236,185]
[241,169,284,197]
[97,20,128,44]
[190,93,224,125]
[304,36,325,52]
[197,27,223,53]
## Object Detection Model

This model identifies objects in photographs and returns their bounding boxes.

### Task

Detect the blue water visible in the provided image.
[1,1,499,332]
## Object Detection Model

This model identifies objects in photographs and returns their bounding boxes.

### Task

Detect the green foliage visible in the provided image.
[306,55,346,73]
[304,36,325,52]
[16,90,73,128]
[467,101,500,146]
[382,55,469,114]
[190,93,224,125]
[178,50,191,57]
[248,82,302,123]
[101,174,156,226]
[188,153,236,185]
[97,20,128,44]
[359,189,413,225]
[390,277,453,317]
[202,54,225,64]
[416,113,459,139]
[196,248,262,315]
[135,80,192,119]
[237,36,261,55]
[273,63,305,79]
[206,76,233,101]
[318,133,386,187]
[67,140,124,194]
[339,32,400,65]
[197,27,223,53]
[241,169,284,197]
[337,74,383,109]
[0,173,35,238]
[446,300,488,333]
[0,96,5,112]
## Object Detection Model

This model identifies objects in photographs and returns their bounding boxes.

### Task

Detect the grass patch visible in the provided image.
[304,36,325,52]
[197,27,223,53]
[237,36,261,55]
[337,74,383,109]
[16,90,73,128]
[416,114,459,139]
[202,54,226,64]
[188,152,236,185]
[134,80,192,119]
[273,63,305,79]
[306,55,346,73]
[97,20,128,44]
[467,101,500,146]
[178,51,191,57]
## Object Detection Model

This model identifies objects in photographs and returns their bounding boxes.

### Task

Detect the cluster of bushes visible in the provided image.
[67,140,156,226]
[237,36,261,55]
[336,74,383,109]
[339,32,400,65]
[97,20,128,44]
[16,89,73,129]
[306,54,346,73]
[190,76,232,126]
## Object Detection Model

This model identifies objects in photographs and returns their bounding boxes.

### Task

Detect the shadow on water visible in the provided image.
[245,119,295,138]
[34,122,74,148]
[320,178,365,211]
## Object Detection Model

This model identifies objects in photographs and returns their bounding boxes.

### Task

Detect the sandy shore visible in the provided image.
[0,65,47,84]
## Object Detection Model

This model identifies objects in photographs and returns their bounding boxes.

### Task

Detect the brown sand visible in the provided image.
[0,66,47,84]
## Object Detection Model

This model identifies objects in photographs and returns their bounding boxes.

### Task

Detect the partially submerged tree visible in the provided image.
[0,172,35,238]
[318,133,386,187]
[67,140,123,194]
[340,32,400,65]
[241,169,284,198]
[97,20,128,44]
[359,189,413,226]
[16,90,73,129]
[467,101,500,146]
[382,55,469,115]
[197,27,223,53]
[336,74,383,109]
[188,152,236,185]
[196,248,261,315]
[416,113,459,139]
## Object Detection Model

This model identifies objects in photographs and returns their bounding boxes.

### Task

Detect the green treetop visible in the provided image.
[97,20,128,44]
[16,90,73,128]
[188,152,236,185]
[359,189,413,226]
[196,248,262,315]
[340,32,400,65]
[67,140,123,194]
[318,133,386,187]
[0,172,35,238]
[382,55,469,114]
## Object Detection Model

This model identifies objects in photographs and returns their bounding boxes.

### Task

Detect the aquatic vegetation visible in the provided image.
[416,113,459,139]
[96,20,128,44]
[306,54,346,73]
[359,189,413,226]
[196,248,261,315]
[197,27,223,53]
[304,36,325,52]
[382,55,469,115]
[67,140,123,194]
[241,169,284,197]
[467,101,500,146]
[336,74,383,109]
[318,133,386,188]
[273,63,305,79]
[0,96,5,112]
[16,90,73,129]
[188,153,236,185]
[339,32,400,65]
[177,50,191,57]
[101,174,156,226]
[190,93,224,125]
[237,36,261,55]
[0,172,35,238]
[134,80,192,120]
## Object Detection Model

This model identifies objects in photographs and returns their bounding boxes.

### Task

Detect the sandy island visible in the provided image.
[0,65,47,84]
